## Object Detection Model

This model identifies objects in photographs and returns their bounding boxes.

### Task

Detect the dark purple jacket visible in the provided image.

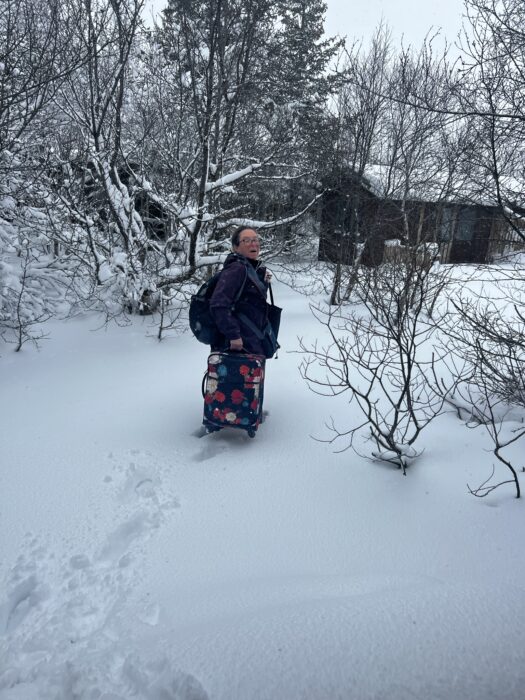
[209,253,269,354]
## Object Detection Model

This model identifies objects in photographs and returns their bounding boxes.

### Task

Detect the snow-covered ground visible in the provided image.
[1,273,524,700]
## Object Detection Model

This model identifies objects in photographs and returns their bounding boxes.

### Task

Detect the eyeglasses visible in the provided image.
[239,237,260,245]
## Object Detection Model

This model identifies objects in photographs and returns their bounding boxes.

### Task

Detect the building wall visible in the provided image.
[319,180,512,265]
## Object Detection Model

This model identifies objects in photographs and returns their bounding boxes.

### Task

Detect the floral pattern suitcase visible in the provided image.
[202,352,265,437]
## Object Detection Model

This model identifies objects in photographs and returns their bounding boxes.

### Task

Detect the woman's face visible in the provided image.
[234,229,260,260]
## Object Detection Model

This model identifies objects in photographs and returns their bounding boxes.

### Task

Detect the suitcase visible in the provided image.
[202,352,265,437]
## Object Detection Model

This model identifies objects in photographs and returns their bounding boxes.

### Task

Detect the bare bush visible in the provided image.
[301,256,451,474]
[438,265,525,497]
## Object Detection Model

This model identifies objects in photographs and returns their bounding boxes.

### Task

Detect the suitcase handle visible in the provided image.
[202,347,236,399]
[202,348,259,399]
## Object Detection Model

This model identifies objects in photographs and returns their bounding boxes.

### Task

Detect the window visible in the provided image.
[438,206,454,242]
[455,207,476,241]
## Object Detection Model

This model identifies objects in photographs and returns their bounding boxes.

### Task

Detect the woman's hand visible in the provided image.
[230,338,243,351]
[264,270,272,283]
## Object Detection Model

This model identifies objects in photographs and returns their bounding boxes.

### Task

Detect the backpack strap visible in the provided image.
[243,262,277,310]
[236,312,265,340]
[229,252,273,303]
[227,257,276,333]
[232,266,248,307]
[243,262,269,300]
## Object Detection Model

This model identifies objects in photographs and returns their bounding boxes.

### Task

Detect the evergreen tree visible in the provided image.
[273,0,340,104]
[151,0,339,243]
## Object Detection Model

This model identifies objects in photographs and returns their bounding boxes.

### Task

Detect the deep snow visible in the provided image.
[1,274,524,700]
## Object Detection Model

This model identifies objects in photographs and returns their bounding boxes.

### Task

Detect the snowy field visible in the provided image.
[1,271,524,700]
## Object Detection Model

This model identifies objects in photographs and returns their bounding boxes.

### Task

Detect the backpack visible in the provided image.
[188,266,248,347]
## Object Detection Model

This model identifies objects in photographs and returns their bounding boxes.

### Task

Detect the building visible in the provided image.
[319,166,523,266]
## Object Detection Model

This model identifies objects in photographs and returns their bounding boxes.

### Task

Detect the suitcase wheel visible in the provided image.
[247,428,256,438]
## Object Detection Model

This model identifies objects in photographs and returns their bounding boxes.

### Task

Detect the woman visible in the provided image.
[209,226,271,355]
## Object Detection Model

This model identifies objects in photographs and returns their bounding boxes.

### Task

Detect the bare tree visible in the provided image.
[0,0,78,154]
[0,0,86,345]
[324,26,392,304]
[453,0,525,242]
[301,253,451,474]
[438,267,525,497]
[360,1,525,243]
[48,0,155,315]
[439,377,523,499]
[326,29,465,305]
[0,196,66,349]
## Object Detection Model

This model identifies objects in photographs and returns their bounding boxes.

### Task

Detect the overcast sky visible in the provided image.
[145,0,466,49]
[324,0,465,48]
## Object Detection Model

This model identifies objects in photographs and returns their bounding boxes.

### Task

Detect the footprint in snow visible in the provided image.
[97,510,161,565]
[0,573,43,635]
[1,452,179,668]
[136,601,161,627]
[0,538,52,637]
[192,440,229,463]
